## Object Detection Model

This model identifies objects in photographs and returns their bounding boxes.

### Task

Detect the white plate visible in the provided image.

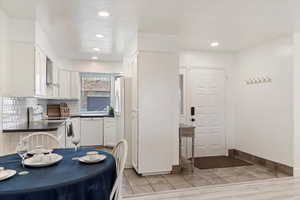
[78,154,106,164]
[24,153,63,167]
[0,170,17,181]
[28,148,53,155]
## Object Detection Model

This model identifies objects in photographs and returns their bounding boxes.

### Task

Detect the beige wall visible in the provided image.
[0,8,8,96]
[293,33,300,175]
[235,36,293,166]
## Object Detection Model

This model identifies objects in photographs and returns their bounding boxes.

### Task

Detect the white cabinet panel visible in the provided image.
[131,110,138,170]
[58,70,80,99]
[52,65,59,97]
[104,118,117,147]
[129,52,179,175]
[131,57,138,111]
[34,46,47,97]
[3,42,35,97]
[80,118,103,146]
[70,71,80,99]
[34,47,41,95]
[59,70,71,98]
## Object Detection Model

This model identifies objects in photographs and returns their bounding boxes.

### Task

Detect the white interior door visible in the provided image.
[188,68,226,157]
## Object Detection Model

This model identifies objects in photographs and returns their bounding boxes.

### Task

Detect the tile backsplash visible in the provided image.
[2,97,47,129]
[47,100,80,114]
[1,97,80,129]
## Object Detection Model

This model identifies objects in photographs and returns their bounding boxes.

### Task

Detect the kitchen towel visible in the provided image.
[67,123,74,137]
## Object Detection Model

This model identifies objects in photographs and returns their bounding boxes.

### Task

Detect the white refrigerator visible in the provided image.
[114,76,132,167]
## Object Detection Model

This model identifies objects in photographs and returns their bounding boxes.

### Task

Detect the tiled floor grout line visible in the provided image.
[181,173,197,187]
[123,177,300,200]
[123,171,135,194]
[161,175,177,190]
[121,164,291,196]
[144,176,155,192]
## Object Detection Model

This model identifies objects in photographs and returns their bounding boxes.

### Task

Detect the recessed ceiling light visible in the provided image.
[98,11,110,17]
[92,56,99,60]
[93,48,100,51]
[96,34,104,38]
[210,42,220,47]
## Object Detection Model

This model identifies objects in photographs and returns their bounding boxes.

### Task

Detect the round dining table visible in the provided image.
[0,148,116,200]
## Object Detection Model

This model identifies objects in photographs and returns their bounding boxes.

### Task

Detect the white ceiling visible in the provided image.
[0,0,294,61]
[0,0,38,19]
[137,0,293,51]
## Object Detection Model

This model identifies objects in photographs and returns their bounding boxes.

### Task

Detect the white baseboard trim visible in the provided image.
[141,171,171,176]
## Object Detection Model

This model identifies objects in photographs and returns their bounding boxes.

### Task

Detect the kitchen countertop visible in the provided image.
[44,114,114,120]
[70,113,114,118]
[3,114,114,133]
[2,121,65,133]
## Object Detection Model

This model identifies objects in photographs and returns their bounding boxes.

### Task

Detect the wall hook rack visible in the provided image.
[245,76,272,85]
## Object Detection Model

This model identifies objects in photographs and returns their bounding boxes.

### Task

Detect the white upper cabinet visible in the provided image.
[58,70,80,100]
[1,19,36,97]
[34,46,47,97]
[1,17,81,99]
[3,42,35,97]
[52,65,60,97]
[70,71,80,99]
[59,70,71,98]
[4,43,49,97]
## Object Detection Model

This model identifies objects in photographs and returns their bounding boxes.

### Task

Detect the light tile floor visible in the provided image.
[123,177,299,200]
[95,147,291,197]
[121,165,290,197]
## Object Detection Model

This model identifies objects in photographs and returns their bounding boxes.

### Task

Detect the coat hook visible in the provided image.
[257,78,262,83]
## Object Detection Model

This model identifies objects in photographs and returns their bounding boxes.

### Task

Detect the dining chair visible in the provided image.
[21,132,61,151]
[110,140,128,200]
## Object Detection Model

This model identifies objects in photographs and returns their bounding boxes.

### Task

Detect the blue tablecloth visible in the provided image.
[0,148,116,200]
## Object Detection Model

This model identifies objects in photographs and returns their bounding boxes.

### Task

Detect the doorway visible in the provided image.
[184,67,226,157]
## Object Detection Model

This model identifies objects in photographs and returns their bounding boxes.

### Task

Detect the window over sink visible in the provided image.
[80,73,113,113]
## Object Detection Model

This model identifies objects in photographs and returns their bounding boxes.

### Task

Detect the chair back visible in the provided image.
[21,132,61,151]
[110,140,128,200]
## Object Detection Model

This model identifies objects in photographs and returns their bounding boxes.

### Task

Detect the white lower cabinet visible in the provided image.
[80,118,104,146]
[103,118,117,147]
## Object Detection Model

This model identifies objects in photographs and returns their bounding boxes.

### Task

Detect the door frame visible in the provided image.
[180,66,228,156]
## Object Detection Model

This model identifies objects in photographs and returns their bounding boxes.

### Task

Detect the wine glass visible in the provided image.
[16,143,27,168]
[16,141,30,175]
[72,137,80,152]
